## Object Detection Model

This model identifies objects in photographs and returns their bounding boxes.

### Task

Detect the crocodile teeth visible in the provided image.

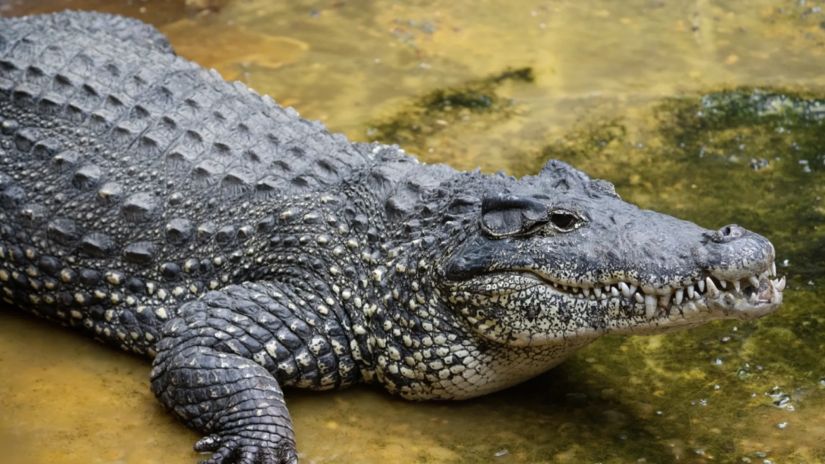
[705,277,719,297]
[619,282,631,297]
[555,269,781,308]
[772,278,784,302]
[645,295,657,318]
[771,262,776,277]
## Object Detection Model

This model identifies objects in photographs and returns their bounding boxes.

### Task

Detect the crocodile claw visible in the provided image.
[195,433,298,464]
[195,434,222,452]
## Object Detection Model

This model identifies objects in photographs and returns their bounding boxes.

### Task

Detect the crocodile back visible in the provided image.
[0,12,374,352]
[0,12,373,257]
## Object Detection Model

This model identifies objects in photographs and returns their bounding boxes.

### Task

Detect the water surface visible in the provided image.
[1,0,825,462]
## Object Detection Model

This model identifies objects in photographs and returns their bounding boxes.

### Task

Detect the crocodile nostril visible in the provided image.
[713,224,745,243]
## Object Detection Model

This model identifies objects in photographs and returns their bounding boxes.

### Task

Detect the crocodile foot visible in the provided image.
[195,433,298,464]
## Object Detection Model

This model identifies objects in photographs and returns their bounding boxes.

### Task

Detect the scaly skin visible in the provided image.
[0,11,785,463]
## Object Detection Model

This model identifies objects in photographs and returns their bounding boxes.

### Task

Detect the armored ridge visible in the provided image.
[0,11,783,464]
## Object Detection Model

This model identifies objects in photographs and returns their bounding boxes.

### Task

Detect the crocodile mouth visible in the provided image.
[528,263,785,320]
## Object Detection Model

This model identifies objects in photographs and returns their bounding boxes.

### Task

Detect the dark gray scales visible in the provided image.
[0,10,783,464]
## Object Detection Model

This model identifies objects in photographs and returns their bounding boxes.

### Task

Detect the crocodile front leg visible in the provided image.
[150,281,360,464]
[152,343,297,464]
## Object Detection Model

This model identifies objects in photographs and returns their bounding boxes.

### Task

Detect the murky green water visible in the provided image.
[1,0,825,462]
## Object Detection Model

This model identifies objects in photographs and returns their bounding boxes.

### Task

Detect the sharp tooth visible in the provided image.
[718,280,727,289]
[610,286,619,297]
[582,287,590,297]
[619,282,631,297]
[635,292,644,303]
[594,287,602,298]
[733,280,741,293]
[749,292,758,303]
[645,295,657,318]
[628,284,637,294]
[697,279,705,292]
[772,280,783,302]
[705,277,719,297]
[775,277,786,291]
[675,289,684,305]
[687,286,695,299]
[749,276,760,288]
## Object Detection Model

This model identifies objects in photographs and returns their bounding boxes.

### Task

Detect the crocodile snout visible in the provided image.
[696,224,775,281]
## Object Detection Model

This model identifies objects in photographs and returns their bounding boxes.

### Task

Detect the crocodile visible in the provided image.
[0,11,785,464]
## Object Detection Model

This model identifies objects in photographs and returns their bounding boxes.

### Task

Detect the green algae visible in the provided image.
[659,89,825,172]
[423,67,535,111]
[367,67,534,150]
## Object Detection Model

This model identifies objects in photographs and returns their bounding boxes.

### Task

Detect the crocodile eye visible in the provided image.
[548,210,582,232]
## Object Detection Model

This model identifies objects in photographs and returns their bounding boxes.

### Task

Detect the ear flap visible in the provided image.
[539,159,590,191]
[480,194,548,237]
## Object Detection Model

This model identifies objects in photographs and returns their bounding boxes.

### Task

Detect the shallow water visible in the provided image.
[1,0,825,462]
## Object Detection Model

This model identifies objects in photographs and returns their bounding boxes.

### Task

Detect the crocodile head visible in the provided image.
[440,160,784,346]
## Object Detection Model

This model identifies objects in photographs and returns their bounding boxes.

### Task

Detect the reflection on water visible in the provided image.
[2,0,825,462]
